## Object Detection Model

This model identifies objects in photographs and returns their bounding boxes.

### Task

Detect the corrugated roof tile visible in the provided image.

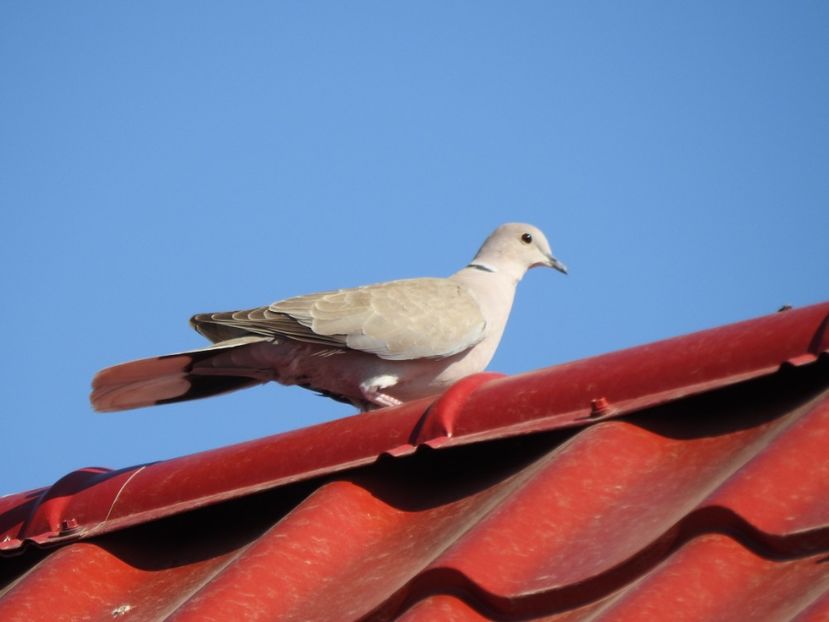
[2,302,829,621]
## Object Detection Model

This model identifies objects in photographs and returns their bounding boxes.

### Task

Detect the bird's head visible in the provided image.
[470,223,568,279]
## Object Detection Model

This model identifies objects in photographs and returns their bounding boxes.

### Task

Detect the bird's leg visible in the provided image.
[359,375,403,409]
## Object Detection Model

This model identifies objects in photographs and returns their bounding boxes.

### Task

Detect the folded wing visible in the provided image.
[191,278,486,361]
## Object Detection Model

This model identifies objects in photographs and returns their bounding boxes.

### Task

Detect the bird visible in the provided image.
[91,223,567,413]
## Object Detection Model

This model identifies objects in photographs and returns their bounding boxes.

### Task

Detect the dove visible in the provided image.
[91,223,567,413]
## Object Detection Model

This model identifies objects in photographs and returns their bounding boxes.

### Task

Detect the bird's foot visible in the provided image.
[372,393,403,408]
[360,375,402,409]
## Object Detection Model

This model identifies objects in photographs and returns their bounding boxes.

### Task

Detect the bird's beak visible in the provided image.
[547,254,568,274]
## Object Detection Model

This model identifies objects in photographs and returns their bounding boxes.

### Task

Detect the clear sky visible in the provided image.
[2,2,827,495]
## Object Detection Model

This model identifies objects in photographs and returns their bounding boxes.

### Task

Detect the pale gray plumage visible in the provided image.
[193,279,486,360]
[91,223,567,413]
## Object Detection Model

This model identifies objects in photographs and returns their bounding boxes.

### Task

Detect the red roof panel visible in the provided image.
[1,301,828,621]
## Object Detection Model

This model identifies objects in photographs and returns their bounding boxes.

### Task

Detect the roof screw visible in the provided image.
[59,518,80,534]
[590,397,611,417]
[778,304,793,312]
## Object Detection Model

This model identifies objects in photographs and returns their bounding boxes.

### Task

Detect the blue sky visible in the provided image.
[2,2,827,495]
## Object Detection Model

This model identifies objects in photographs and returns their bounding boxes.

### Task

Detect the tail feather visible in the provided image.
[91,337,271,412]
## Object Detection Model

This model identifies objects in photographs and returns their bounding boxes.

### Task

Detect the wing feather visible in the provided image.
[191,278,485,360]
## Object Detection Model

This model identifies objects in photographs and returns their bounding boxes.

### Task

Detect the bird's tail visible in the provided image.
[91,336,272,413]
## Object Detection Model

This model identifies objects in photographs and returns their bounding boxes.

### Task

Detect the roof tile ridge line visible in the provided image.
[363,440,589,620]
[374,392,829,620]
[361,566,503,622]
[376,507,829,621]
[155,477,371,618]
[533,390,829,612]
[576,390,829,612]
[569,383,829,542]
[154,537,264,620]
[151,449,565,620]
[84,466,147,538]
[493,402,819,585]
[682,507,829,557]
[156,474,434,621]
[571,552,657,622]
[687,386,829,529]
[788,581,829,622]
[575,387,829,565]
[553,507,829,622]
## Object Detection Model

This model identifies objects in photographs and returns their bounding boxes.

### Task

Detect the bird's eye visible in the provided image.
[521,233,533,244]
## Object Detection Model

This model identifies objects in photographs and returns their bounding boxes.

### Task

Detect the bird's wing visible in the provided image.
[191,278,487,361]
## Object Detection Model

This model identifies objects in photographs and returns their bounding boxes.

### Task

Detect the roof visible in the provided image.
[2,301,829,621]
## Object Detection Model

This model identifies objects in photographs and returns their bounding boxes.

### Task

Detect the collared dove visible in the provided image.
[91,223,567,412]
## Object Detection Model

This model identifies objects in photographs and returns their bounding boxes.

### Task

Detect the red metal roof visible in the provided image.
[2,301,829,621]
